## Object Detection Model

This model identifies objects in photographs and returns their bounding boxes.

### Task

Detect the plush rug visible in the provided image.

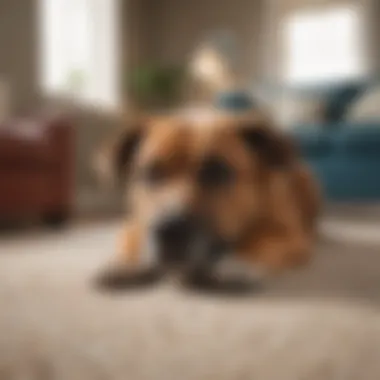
[1,219,380,380]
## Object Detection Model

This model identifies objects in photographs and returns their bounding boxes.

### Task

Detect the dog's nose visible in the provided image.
[156,214,194,246]
[155,214,195,261]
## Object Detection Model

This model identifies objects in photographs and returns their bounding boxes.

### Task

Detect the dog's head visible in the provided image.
[97,112,296,264]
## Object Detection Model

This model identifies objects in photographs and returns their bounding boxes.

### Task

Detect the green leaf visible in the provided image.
[126,64,185,108]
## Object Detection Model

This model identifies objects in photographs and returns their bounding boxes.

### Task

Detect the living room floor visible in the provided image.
[2,204,380,303]
[1,205,380,380]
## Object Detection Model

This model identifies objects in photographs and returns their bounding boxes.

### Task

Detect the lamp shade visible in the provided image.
[189,30,255,112]
[190,31,240,91]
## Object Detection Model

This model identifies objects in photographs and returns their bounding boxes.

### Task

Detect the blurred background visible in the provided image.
[1,0,380,378]
[1,0,380,219]
[1,0,380,220]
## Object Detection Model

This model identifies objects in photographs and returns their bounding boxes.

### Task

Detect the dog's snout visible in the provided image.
[154,213,198,264]
[155,214,194,247]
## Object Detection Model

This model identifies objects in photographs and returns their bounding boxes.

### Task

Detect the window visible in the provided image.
[38,0,120,109]
[283,6,366,85]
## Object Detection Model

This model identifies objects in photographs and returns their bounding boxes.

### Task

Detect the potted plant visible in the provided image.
[126,64,185,112]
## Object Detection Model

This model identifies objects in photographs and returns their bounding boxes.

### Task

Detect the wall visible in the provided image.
[149,0,264,83]
[144,0,380,91]
[3,0,377,215]
[0,0,40,113]
[366,0,380,74]
[146,0,380,84]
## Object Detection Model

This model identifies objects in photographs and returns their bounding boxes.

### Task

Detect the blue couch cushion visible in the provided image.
[288,126,333,158]
[339,123,380,155]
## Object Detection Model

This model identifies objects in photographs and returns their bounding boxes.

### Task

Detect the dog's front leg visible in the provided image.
[183,252,263,292]
[95,220,163,289]
[181,234,261,290]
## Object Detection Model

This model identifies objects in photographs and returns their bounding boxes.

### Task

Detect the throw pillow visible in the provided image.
[323,82,364,122]
[347,84,380,123]
[275,92,325,129]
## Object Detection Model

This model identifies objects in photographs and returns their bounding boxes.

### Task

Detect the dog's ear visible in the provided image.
[93,123,145,187]
[238,122,295,168]
[115,127,144,182]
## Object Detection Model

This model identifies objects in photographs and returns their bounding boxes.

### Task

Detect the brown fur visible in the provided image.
[97,111,320,275]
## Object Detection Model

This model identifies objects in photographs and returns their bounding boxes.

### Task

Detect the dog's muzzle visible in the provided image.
[154,213,196,263]
[153,212,229,268]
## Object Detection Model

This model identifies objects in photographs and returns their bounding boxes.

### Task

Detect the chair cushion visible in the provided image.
[0,118,62,166]
[0,137,53,166]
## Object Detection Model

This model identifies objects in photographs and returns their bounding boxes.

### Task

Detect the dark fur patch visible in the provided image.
[239,125,294,168]
[116,129,143,183]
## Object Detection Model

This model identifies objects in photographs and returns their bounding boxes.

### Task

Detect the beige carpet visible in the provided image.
[1,219,380,380]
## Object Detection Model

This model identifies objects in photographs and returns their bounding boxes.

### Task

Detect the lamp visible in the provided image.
[190,31,255,112]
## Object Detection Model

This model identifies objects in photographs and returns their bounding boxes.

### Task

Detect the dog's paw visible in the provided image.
[213,257,265,283]
[181,257,263,295]
[93,262,163,291]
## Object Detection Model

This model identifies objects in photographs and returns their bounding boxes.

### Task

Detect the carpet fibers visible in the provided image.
[1,220,380,380]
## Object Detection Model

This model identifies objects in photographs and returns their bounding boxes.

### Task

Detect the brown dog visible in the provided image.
[94,110,320,287]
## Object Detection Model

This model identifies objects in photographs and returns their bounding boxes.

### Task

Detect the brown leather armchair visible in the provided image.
[0,116,74,226]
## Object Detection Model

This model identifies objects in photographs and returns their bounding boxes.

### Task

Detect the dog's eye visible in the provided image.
[197,157,234,189]
[140,162,167,185]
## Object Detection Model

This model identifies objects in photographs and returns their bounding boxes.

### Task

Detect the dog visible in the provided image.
[94,110,320,289]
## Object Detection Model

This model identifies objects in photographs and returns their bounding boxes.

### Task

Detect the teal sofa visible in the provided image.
[216,82,380,201]
[290,122,380,201]
[283,79,380,201]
